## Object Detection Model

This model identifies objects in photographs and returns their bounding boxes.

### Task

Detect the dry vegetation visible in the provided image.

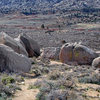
[0,10,99,100]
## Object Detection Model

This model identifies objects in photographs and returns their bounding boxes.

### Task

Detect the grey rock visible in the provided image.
[41,47,60,60]
[92,57,100,68]
[0,44,31,73]
[0,32,28,56]
[19,33,40,57]
[73,44,98,65]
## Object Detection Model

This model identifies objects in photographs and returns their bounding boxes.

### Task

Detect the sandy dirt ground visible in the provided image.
[13,78,39,100]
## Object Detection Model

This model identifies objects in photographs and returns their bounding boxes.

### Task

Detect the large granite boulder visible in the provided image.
[73,44,98,65]
[92,57,100,68]
[41,47,60,60]
[0,44,31,73]
[0,32,28,56]
[59,43,98,65]
[59,43,74,63]
[19,33,40,57]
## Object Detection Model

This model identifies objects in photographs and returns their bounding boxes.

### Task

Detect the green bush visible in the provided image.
[2,76,15,85]
[28,84,40,90]
[78,73,100,85]
[48,71,62,80]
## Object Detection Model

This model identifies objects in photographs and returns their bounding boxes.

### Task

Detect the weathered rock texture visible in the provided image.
[0,44,31,73]
[19,33,40,57]
[41,47,60,60]
[0,32,28,56]
[59,43,98,65]
[92,57,100,68]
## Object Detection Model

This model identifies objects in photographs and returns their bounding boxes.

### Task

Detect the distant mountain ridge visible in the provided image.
[0,0,100,14]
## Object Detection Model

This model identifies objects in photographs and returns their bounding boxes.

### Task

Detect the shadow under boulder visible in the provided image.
[19,33,40,57]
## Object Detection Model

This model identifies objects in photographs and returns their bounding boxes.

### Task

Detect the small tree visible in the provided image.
[41,24,45,29]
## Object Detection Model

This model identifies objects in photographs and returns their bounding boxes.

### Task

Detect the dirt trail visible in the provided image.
[13,61,62,100]
[13,78,39,100]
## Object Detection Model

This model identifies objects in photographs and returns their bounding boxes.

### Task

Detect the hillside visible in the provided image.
[0,0,100,14]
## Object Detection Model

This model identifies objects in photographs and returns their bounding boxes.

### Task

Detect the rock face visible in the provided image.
[92,57,100,68]
[73,44,98,65]
[0,32,28,56]
[59,43,74,63]
[19,33,40,57]
[41,47,60,60]
[59,43,98,65]
[0,44,31,73]
[14,35,25,48]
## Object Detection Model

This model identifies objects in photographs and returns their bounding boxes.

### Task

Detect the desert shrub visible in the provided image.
[8,84,21,91]
[28,84,40,90]
[48,71,62,80]
[30,65,49,76]
[36,81,57,100]
[0,92,12,100]
[0,92,7,100]
[41,24,45,29]
[2,76,15,85]
[31,69,41,76]
[33,80,44,89]
[0,74,21,99]
[96,87,100,92]
[0,83,21,99]
[58,79,75,89]
[41,67,49,74]
[78,73,100,85]
[15,76,24,82]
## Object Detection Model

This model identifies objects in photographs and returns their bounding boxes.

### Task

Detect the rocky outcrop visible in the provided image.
[41,47,60,60]
[14,35,25,48]
[73,44,98,65]
[59,43,98,65]
[59,43,74,63]
[0,44,31,73]
[0,32,28,56]
[19,33,40,57]
[92,57,100,68]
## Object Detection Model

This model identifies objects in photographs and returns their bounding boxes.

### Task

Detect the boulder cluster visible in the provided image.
[0,32,99,73]
[41,43,100,68]
[0,32,40,73]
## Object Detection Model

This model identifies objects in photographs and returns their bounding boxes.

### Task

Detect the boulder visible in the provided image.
[92,57,100,68]
[59,43,98,65]
[0,32,28,56]
[59,43,75,64]
[73,44,98,65]
[96,51,100,56]
[0,44,31,73]
[41,47,60,60]
[19,33,40,57]
[14,35,26,48]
